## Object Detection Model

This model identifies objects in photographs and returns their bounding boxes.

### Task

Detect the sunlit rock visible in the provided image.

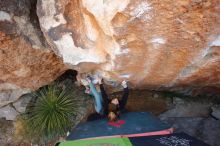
[37,0,220,96]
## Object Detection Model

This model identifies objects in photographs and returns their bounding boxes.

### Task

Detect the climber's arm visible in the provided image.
[100,82,109,110]
[119,81,129,110]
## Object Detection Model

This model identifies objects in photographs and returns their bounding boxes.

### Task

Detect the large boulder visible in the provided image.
[0,0,66,89]
[0,0,67,119]
[37,0,220,96]
[159,97,212,119]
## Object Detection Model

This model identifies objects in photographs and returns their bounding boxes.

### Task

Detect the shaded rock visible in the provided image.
[0,118,14,145]
[211,105,220,120]
[153,93,159,99]
[125,90,168,115]
[159,99,212,119]
[0,83,30,107]
[0,105,18,120]
[13,94,32,113]
[173,97,185,105]
[162,117,220,146]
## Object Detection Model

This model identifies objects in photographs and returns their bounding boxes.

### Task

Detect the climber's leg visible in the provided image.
[89,82,103,114]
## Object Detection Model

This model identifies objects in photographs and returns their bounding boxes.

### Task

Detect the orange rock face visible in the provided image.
[36,0,220,95]
[37,0,220,95]
[0,32,66,89]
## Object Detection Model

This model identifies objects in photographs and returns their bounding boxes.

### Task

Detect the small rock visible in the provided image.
[13,94,32,113]
[153,93,159,98]
[0,105,19,121]
[211,105,220,120]
[173,97,185,105]
[0,88,30,107]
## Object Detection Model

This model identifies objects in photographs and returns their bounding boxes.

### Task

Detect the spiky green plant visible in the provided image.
[25,83,81,143]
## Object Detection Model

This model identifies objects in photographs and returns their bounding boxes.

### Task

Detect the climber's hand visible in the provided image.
[98,77,103,84]
[121,80,127,88]
[81,79,89,86]
[86,77,91,83]
[85,87,90,94]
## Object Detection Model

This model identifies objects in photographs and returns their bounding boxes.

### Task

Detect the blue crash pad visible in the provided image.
[67,112,172,140]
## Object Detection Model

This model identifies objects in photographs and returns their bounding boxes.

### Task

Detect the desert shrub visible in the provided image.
[24,83,84,144]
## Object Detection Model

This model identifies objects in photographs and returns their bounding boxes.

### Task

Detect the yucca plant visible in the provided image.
[25,83,81,143]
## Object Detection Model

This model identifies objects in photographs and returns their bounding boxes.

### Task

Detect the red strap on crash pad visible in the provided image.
[108,120,125,128]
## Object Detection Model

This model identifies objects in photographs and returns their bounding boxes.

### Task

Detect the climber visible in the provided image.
[104,80,129,122]
[80,75,103,114]
[82,76,129,122]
